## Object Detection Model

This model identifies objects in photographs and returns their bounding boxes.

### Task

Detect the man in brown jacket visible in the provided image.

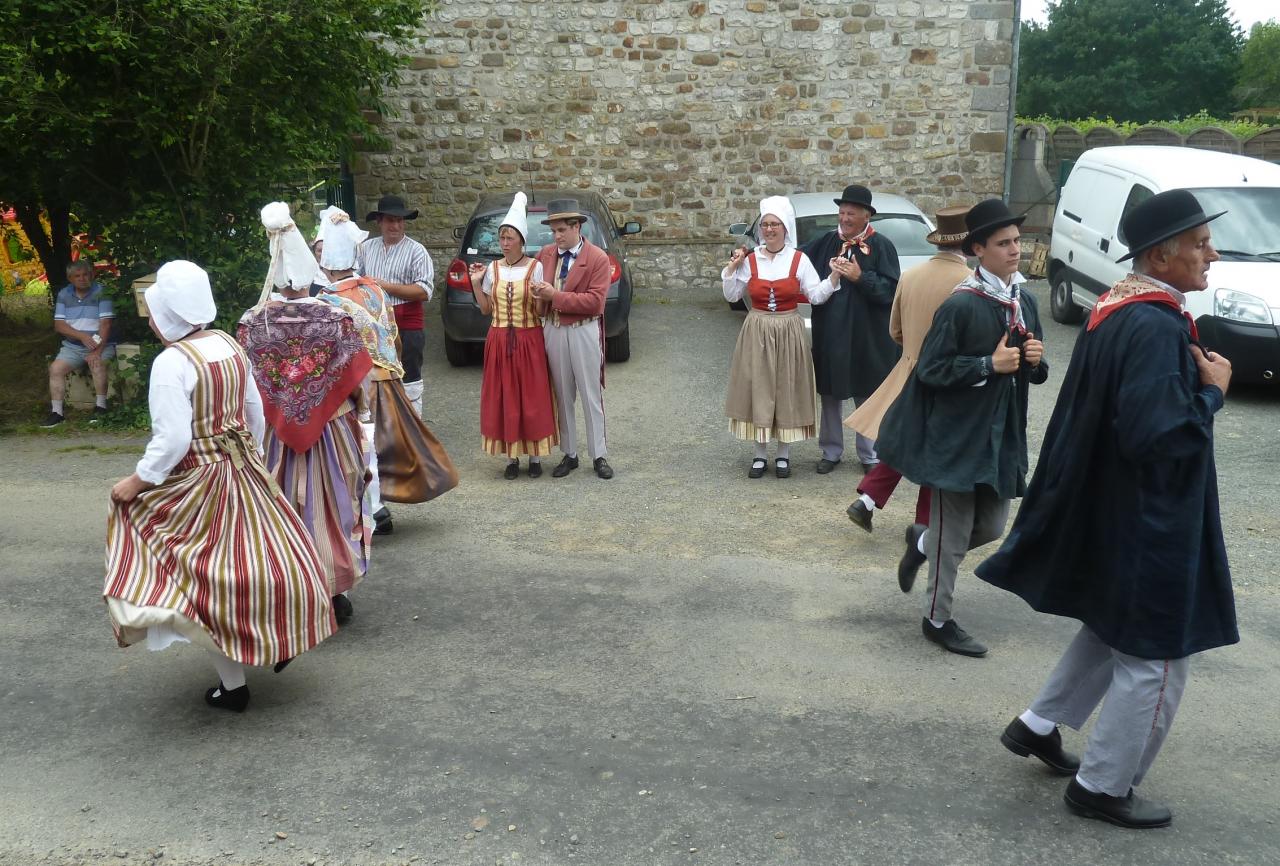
[531,199,614,479]
[845,206,972,582]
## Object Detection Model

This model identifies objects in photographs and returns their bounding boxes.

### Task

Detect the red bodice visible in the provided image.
[746,250,804,312]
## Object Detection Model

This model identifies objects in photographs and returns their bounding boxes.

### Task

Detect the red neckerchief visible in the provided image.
[840,223,876,257]
[1087,274,1198,341]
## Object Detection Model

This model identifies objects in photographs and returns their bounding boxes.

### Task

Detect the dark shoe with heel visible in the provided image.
[332,594,354,626]
[1001,718,1079,775]
[372,506,393,536]
[205,683,250,712]
[898,524,927,592]
[1064,779,1172,829]
[774,458,791,479]
[503,461,520,480]
[847,500,874,533]
[528,461,543,478]
[748,459,767,479]
[921,618,987,657]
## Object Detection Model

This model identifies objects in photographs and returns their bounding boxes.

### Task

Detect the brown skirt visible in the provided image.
[724,309,816,444]
[368,372,460,504]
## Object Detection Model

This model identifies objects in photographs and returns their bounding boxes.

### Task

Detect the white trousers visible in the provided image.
[543,321,607,461]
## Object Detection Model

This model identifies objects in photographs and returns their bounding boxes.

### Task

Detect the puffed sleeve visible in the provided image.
[798,253,835,305]
[481,265,495,296]
[721,258,749,303]
[134,348,196,484]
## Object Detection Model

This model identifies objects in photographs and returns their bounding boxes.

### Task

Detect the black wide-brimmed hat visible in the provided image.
[925,205,972,246]
[540,198,589,224]
[833,184,876,215]
[1116,189,1226,262]
[365,194,419,221]
[962,198,1025,255]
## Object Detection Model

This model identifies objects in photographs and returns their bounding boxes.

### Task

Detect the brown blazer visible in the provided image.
[846,252,971,440]
[534,238,611,325]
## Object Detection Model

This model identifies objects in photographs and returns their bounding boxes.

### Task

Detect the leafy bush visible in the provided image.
[1018,112,1270,139]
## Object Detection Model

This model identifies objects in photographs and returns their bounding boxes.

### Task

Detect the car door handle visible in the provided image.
[1099,238,1110,253]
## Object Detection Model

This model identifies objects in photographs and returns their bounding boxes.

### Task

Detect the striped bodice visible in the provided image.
[173,331,257,471]
[489,260,542,329]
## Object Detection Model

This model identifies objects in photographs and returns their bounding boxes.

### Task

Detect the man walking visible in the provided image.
[876,199,1048,657]
[531,199,613,479]
[803,184,901,473]
[977,190,1236,829]
[360,194,433,417]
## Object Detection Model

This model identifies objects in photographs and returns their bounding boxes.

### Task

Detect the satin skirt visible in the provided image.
[368,373,460,504]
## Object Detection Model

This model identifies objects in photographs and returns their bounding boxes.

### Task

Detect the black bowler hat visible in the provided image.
[962,198,1025,255]
[1117,189,1225,262]
[834,184,876,215]
[365,194,419,221]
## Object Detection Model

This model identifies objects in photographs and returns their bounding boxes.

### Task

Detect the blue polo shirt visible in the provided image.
[54,282,114,348]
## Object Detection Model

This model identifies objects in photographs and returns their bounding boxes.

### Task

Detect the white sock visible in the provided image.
[753,443,767,461]
[859,493,876,511]
[776,444,791,462]
[928,618,946,629]
[402,379,424,417]
[1019,709,1057,736]
[95,395,108,409]
[1074,774,1103,794]
[917,530,928,555]
[51,400,64,414]
[207,650,246,691]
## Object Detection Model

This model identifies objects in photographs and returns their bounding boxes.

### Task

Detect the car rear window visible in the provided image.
[464,212,606,257]
[771,213,933,256]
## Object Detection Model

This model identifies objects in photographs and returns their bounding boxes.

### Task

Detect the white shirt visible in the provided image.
[976,265,1027,292]
[481,260,545,295]
[550,240,585,284]
[1133,272,1187,308]
[721,245,834,305]
[135,336,265,485]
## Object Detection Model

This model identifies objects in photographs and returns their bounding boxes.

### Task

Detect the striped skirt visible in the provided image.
[104,443,336,667]
[724,309,817,443]
[265,408,369,597]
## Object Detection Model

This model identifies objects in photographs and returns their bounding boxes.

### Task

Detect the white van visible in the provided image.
[1048,146,1280,383]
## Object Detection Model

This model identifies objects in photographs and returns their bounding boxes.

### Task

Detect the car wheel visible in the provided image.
[444,335,474,367]
[605,326,630,363]
[1050,269,1086,325]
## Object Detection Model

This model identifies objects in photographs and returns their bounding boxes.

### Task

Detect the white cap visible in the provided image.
[316,206,369,271]
[758,195,797,249]
[145,260,216,342]
[499,192,529,243]
[261,201,318,290]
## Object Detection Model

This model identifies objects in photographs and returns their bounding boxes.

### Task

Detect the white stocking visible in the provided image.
[207,650,246,691]
[402,379,424,418]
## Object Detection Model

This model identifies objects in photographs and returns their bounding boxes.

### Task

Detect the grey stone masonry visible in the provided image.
[354,0,1015,294]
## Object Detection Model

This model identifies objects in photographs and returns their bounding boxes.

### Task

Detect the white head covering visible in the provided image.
[316,205,369,271]
[758,195,798,249]
[145,260,216,342]
[259,202,318,300]
[499,192,529,244]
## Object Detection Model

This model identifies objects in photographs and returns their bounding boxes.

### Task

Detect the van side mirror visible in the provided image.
[452,226,465,240]
[621,221,642,236]
[729,223,748,235]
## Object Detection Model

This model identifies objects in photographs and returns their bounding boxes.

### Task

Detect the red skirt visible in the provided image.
[480,326,558,457]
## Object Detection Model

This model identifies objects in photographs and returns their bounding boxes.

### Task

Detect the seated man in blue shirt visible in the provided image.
[43,261,115,426]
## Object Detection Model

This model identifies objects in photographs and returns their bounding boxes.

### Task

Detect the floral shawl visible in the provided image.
[237,300,372,453]
[317,276,403,377]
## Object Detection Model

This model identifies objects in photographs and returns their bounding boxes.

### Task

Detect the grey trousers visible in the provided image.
[544,320,607,461]
[819,395,876,464]
[922,486,1010,622]
[1030,625,1190,797]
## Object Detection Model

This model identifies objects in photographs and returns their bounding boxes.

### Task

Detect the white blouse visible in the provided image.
[721,245,835,305]
[135,335,265,485]
[481,259,545,295]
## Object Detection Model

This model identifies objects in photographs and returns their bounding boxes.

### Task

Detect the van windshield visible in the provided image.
[1190,188,1280,260]
[464,212,605,257]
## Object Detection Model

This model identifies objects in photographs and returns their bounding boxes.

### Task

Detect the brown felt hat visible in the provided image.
[540,198,589,224]
[925,205,972,246]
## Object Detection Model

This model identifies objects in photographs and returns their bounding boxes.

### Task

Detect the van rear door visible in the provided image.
[1058,165,1130,302]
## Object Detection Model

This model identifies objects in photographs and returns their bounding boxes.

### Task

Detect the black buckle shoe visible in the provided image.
[898,524,927,592]
[1001,718,1080,775]
[748,458,768,479]
[846,499,874,533]
[552,455,579,478]
[921,618,987,657]
[205,682,250,712]
[1064,779,1172,829]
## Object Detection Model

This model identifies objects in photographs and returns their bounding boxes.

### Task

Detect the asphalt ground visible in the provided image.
[1,282,1278,866]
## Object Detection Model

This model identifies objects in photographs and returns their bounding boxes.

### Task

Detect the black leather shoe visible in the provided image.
[332,594,354,626]
[503,461,520,480]
[1001,718,1080,775]
[205,683,250,712]
[921,618,987,657]
[372,506,393,536]
[898,524,927,592]
[774,458,791,479]
[748,458,767,479]
[816,458,840,474]
[1064,779,1172,829]
[847,499,873,533]
[593,457,614,479]
[552,455,579,478]
[527,461,543,478]
[272,657,293,674]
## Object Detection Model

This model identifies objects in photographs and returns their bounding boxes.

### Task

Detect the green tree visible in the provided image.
[1234,21,1280,108]
[1017,0,1243,122]
[0,0,429,314]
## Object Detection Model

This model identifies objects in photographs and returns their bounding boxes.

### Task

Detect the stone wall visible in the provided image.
[353,0,1017,294]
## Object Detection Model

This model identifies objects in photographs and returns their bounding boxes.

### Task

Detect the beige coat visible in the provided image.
[845,252,971,440]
